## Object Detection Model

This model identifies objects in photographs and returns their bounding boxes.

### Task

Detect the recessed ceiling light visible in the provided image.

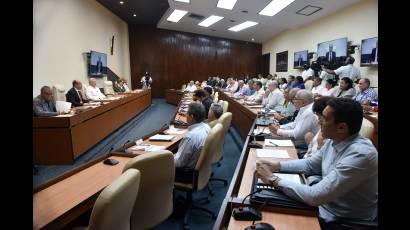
[241,10,248,13]
[198,15,224,27]
[217,0,238,10]
[259,0,295,16]
[251,38,255,41]
[119,1,124,5]
[133,14,137,17]
[167,9,188,23]
[175,0,190,2]
[230,19,235,22]
[228,21,258,32]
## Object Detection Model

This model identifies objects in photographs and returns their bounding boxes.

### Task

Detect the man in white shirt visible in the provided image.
[225,78,239,94]
[122,78,131,92]
[262,80,284,111]
[311,77,325,96]
[185,81,197,92]
[269,90,320,150]
[302,64,314,82]
[86,78,106,101]
[322,57,361,83]
[245,81,265,103]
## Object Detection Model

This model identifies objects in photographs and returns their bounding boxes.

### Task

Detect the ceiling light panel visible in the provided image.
[217,0,238,10]
[198,15,224,27]
[259,0,295,16]
[228,21,258,32]
[167,9,188,23]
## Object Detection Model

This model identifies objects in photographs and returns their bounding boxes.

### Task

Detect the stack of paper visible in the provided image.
[56,101,72,113]
[264,139,294,147]
[257,173,301,184]
[149,134,175,141]
[128,144,166,152]
[166,125,187,135]
[256,149,290,158]
[253,127,271,135]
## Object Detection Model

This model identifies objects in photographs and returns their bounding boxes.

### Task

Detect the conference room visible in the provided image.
[33,0,378,229]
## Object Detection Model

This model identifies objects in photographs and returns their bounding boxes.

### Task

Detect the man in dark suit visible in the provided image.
[96,56,103,74]
[370,41,378,63]
[325,44,337,63]
[66,80,89,107]
[297,54,303,67]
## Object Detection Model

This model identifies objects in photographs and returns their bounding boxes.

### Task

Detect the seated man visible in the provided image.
[269,90,319,152]
[256,98,377,223]
[185,81,197,92]
[33,86,61,117]
[122,78,131,92]
[86,78,106,100]
[233,80,250,97]
[225,78,239,94]
[193,89,213,118]
[245,81,265,103]
[262,80,285,111]
[174,103,211,183]
[207,103,223,128]
[353,78,377,105]
[66,80,89,107]
[113,79,126,93]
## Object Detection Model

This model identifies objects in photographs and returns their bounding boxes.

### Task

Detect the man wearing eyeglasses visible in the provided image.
[33,86,62,117]
[268,90,319,156]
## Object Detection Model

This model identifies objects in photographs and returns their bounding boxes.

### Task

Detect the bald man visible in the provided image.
[86,78,106,100]
[269,90,320,151]
[66,80,89,107]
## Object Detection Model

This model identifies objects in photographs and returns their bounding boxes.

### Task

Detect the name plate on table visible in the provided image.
[148,134,175,141]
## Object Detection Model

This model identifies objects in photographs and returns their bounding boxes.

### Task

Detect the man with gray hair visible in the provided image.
[207,103,224,128]
[174,102,211,182]
[353,78,377,105]
[86,78,106,100]
[262,80,285,111]
[269,89,319,153]
[33,86,59,117]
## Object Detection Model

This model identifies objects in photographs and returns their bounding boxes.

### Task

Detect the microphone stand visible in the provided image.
[232,188,263,221]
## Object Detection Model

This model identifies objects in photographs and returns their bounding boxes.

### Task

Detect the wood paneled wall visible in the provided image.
[129,25,262,98]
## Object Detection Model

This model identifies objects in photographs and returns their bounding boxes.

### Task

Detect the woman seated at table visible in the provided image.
[333,77,356,99]
[273,88,299,125]
[316,79,337,97]
[113,79,126,93]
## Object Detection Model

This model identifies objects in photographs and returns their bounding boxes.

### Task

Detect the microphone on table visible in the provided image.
[244,199,275,230]
[122,140,130,151]
[232,188,263,221]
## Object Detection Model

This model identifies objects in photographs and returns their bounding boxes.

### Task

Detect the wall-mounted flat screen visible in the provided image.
[89,51,107,76]
[294,50,308,69]
[317,37,348,69]
[360,37,378,66]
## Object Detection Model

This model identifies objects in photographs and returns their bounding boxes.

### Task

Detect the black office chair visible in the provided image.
[319,216,378,230]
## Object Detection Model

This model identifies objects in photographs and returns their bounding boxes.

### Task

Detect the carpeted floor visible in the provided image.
[33,98,244,230]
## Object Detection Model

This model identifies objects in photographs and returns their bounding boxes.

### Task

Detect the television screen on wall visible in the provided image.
[293,50,308,69]
[89,51,107,76]
[360,37,378,66]
[317,37,348,70]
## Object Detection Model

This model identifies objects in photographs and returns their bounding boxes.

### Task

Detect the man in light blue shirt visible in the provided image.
[353,78,377,105]
[174,102,211,182]
[256,98,378,223]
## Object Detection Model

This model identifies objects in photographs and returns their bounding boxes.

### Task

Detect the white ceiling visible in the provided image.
[157,0,362,43]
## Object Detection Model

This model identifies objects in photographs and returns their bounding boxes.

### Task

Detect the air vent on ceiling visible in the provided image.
[296,5,322,16]
[188,13,205,20]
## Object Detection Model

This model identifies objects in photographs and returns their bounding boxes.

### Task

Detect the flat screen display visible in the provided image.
[89,51,107,76]
[317,37,348,69]
[360,37,378,66]
[294,50,308,69]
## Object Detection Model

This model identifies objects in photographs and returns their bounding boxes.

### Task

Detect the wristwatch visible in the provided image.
[269,174,280,189]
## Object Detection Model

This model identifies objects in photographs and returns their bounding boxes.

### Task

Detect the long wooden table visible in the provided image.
[165,89,184,105]
[214,91,320,230]
[33,91,191,230]
[364,112,378,149]
[33,90,152,164]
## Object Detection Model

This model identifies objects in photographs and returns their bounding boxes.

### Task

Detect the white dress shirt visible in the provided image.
[247,88,265,103]
[320,71,335,87]
[334,64,361,82]
[174,122,211,168]
[311,84,325,95]
[320,87,337,97]
[262,88,285,111]
[277,103,319,146]
[226,81,239,94]
[86,85,106,100]
[185,84,197,92]
[302,68,314,81]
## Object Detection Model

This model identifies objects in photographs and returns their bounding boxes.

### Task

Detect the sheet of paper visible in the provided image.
[257,173,301,184]
[128,144,166,152]
[148,134,175,141]
[165,125,187,135]
[247,104,263,108]
[264,139,294,147]
[253,127,271,135]
[256,149,290,158]
[56,101,71,113]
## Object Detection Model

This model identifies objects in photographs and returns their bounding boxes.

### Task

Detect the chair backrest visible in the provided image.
[212,112,232,163]
[104,81,114,95]
[122,150,175,230]
[181,84,186,91]
[222,100,229,113]
[88,168,141,230]
[213,92,219,103]
[52,85,66,101]
[360,117,374,139]
[305,80,314,91]
[195,123,223,191]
